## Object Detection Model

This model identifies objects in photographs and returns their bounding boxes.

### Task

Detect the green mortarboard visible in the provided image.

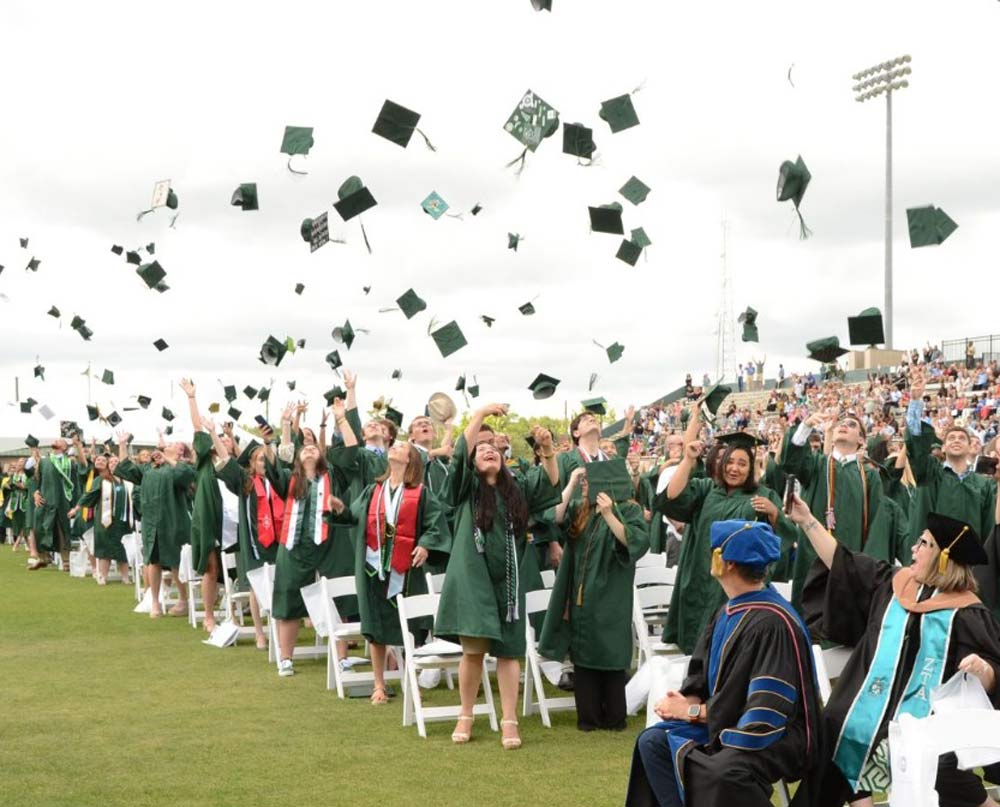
[421,191,449,220]
[230,183,259,211]
[528,373,560,399]
[257,387,270,402]
[605,342,625,363]
[927,512,987,569]
[582,397,607,416]
[518,301,536,316]
[70,315,85,330]
[106,411,122,427]
[562,122,596,159]
[508,232,521,251]
[154,281,169,293]
[430,321,467,358]
[906,205,958,248]
[363,286,372,294]
[111,245,123,255]
[208,402,220,414]
[326,350,343,370]
[776,155,812,238]
[471,203,483,215]
[584,458,634,504]
[165,189,178,209]
[26,257,40,272]
[391,369,402,380]
[243,385,257,400]
[481,315,495,327]
[372,100,422,148]
[146,242,155,254]
[296,337,306,349]
[599,94,640,133]
[237,439,262,469]
[301,212,330,251]
[715,431,767,450]
[467,376,480,398]
[164,425,174,435]
[847,307,885,346]
[228,406,242,421]
[224,385,237,402]
[503,89,560,151]
[136,261,166,289]
[25,435,39,448]
[286,381,297,391]
[702,382,732,416]
[126,250,141,265]
[137,395,151,409]
[738,307,759,342]
[456,374,467,392]
[616,239,642,266]
[86,404,100,421]
[396,288,427,319]
[589,205,624,235]
[101,369,114,385]
[322,386,347,405]
[153,338,168,351]
[77,325,94,341]
[161,407,175,422]
[384,406,403,428]
[619,176,650,206]
[806,336,848,363]
[20,398,37,414]
[530,0,552,10]
[630,227,651,248]
[260,335,288,367]
[294,283,305,295]
[334,177,377,221]
[34,364,45,380]
[48,306,60,319]
[19,237,28,248]
[332,320,356,350]
[280,125,314,156]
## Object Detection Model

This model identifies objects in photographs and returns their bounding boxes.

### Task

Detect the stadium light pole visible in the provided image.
[852,54,912,351]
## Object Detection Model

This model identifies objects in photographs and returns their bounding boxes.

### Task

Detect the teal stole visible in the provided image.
[833,593,956,791]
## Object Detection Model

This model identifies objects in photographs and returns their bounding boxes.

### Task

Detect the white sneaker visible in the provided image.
[278,659,295,677]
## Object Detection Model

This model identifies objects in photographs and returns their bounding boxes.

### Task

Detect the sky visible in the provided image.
[1,0,999,443]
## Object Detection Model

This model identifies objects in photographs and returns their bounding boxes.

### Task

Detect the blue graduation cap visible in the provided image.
[710,519,780,571]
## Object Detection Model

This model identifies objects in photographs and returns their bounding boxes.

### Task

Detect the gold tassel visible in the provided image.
[938,548,950,575]
[576,583,584,607]
[711,547,723,577]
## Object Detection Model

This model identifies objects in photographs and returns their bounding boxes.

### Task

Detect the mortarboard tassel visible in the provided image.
[504,147,528,176]
[359,218,372,254]
[415,128,437,152]
[136,208,154,222]
[796,209,812,240]
[169,214,179,229]
[631,78,648,94]
[589,372,599,392]
[286,156,308,176]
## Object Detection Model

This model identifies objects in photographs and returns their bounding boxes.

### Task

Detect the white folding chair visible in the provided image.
[633,565,676,588]
[644,655,691,727]
[522,588,575,727]
[540,569,556,589]
[218,551,258,644]
[265,568,325,669]
[771,580,793,600]
[424,572,447,594]
[632,587,683,667]
[396,592,498,738]
[635,551,668,568]
[247,563,276,660]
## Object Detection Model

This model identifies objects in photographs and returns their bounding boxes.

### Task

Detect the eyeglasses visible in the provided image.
[916,538,935,550]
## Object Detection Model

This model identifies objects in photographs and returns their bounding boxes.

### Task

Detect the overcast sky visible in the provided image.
[2,0,998,442]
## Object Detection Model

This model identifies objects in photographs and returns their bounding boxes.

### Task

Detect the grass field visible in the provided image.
[0,548,640,807]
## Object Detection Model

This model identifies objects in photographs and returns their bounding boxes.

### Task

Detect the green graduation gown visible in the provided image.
[216,459,279,588]
[33,453,82,553]
[190,432,223,575]
[657,478,795,655]
[76,476,131,561]
[6,472,30,535]
[116,459,196,569]
[435,435,560,657]
[538,500,648,670]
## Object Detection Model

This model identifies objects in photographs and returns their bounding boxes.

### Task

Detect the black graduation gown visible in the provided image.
[799,545,1000,807]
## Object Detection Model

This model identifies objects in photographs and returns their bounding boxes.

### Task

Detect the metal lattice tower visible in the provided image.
[715,221,737,383]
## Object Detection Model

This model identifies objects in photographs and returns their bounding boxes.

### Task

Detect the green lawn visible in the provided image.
[0,549,640,807]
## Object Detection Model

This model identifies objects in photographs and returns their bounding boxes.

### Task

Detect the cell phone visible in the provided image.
[783,475,797,515]
[974,456,998,476]
[254,415,268,428]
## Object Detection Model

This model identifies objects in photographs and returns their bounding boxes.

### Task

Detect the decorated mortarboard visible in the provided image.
[259,335,288,367]
[710,520,780,570]
[137,179,178,221]
[325,350,343,371]
[86,404,100,421]
[48,306,61,319]
[322,385,347,405]
[300,213,331,252]
[236,439,262,468]
[619,176,650,206]
[584,458,634,504]
[906,205,958,248]
[616,239,642,266]
[243,385,258,400]
[421,191,449,220]
[503,89,560,173]
[384,406,404,428]
[430,321,467,358]
[508,233,521,251]
[372,99,434,150]
[847,307,885,346]
[588,204,624,235]
[126,250,142,265]
[228,406,242,421]
[528,373,560,400]
[223,385,237,403]
[776,155,812,238]
[25,257,40,272]
[161,407,175,422]
[19,398,37,414]
[111,245,123,255]
[599,94,640,133]
[294,283,305,295]
[106,411,122,427]
[25,434,39,448]
[715,431,767,450]
[518,301,536,316]
[153,338,169,352]
[481,315,495,327]
[927,512,987,571]
[702,382,732,416]
[582,397,607,416]
[806,336,848,363]
[137,395,151,409]
[331,319,356,350]
[136,261,166,290]
[280,125,314,174]
[60,421,80,438]
[334,176,377,221]
[562,122,596,160]
[34,364,45,380]
[257,387,270,402]
[738,307,759,342]
[101,369,115,385]
[230,183,259,211]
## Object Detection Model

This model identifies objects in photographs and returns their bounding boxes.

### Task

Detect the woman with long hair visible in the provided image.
[540,465,648,731]
[434,404,560,749]
[329,403,450,704]
[70,452,132,585]
[656,430,795,655]
[6,459,30,551]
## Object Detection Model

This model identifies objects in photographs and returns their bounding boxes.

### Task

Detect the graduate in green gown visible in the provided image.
[116,438,196,619]
[539,464,648,730]
[6,459,31,551]
[329,406,451,704]
[658,431,795,655]
[30,437,83,570]
[73,452,133,585]
[435,404,560,749]
[24,447,40,559]
[777,410,883,607]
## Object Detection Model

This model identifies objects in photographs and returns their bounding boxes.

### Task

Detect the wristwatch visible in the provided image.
[687,704,702,720]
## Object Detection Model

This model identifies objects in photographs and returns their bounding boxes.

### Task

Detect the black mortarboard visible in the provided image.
[616,239,642,266]
[325,350,343,371]
[228,406,242,421]
[237,439,262,468]
[906,205,958,248]
[19,237,28,248]
[101,369,114,385]
[153,338,168,352]
[20,398,37,414]
[77,325,94,341]
[107,411,122,427]
[702,382,733,416]
[584,458,634,504]
[48,306,60,319]
[471,203,483,216]
[111,245,123,255]
[280,125,314,156]
[34,364,45,380]
[70,315,85,330]
[518,301,536,316]
[630,227,651,248]
[430,321,467,358]
[582,397,607,415]
[287,381,296,391]
[372,100,422,149]
[146,242,155,254]
[776,155,812,238]
[86,404,100,421]
[927,512,987,570]
[230,183,259,211]
[467,377,480,398]
[294,283,305,295]
[25,435,39,448]
[260,335,288,367]
[599,94,640,133]
[243,385,257,400]
[619,176,650,206]
[528,373,560,400]
[530,0,552,10]
[136,261,166,290]
[126,250,142,265]
[331,319,356,349]
[334,177,377,221]
[26,257,40,272]
[384,406,403,428]
[605,342,625,363]
[738,307,759,342]
[455,374,466,392]
[507,232,521,251]
[161,407,175,422]
[847,307,885,346]
[391,369,402,380]
[562,122,596,159]
[137,395,151,409]
[715,431,767,450]
[257,387,270,402]
[588,205,624,235]
[481,315,495,327]
[322,386,347,406]
[223,385,237,403]
[806,336,849,363]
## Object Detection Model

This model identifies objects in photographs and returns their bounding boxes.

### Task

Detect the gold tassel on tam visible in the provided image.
[711,548,724,577]
[938,526,968,574]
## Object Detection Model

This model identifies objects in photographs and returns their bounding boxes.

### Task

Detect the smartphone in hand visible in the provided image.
[783,475,798,515]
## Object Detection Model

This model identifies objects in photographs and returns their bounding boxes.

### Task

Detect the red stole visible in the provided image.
[252,474,284,548]
[365,483,422,574]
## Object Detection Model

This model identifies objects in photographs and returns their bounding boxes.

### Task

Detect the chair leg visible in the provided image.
[481,663,499,732]
[402,663,414,728]
[529,651,552,728]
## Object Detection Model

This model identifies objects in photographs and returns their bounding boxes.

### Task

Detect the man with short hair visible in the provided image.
[29,437,83,570]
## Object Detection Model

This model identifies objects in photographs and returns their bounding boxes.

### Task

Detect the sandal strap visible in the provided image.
[501,719,519,726]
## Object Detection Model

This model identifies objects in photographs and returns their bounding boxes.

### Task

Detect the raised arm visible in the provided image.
[554,467,586,524]
[332,397,358,448]
[787,493,836,568]
[464,403,508,455]
[204,416,229,464]
[344,369,358,413]
[530,425,559,487]
[179,378,202,432]
[666,440,702,500]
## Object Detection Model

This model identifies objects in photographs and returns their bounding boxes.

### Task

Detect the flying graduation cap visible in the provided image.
[738,307,759,342]
[582,397,607,416]
[331,319,357,350]
[395,288,427,319]
[230,183,259,211]
[806,336,849,363]
[906,205,958,248]
[25,257,40,272]
[137,179,178,222]
[372,99,435,151]
[589,203,624,235]
[34,364,45,380]
[599,94,640,133]
[507,233,522,251]
[421,191,450,220]
[503,88,560,173]
[430,321,468,358]
[616,239,642,266]
[528,373,560,400]
[593,339,624,364]
[300,213,331,253]
[259,335,289,367]
[153,338,169,352]
[530,0,552,10]
[562,122,596,161]
[619,176,650,206]
[847,307,885,346]
[776,155,812,238]
[136,261,166,290]
[334,177,376,253]
[280,125,314,174]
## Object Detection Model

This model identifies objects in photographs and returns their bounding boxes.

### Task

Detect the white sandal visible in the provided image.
[451,714,474,744]
[501,719,521,750]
